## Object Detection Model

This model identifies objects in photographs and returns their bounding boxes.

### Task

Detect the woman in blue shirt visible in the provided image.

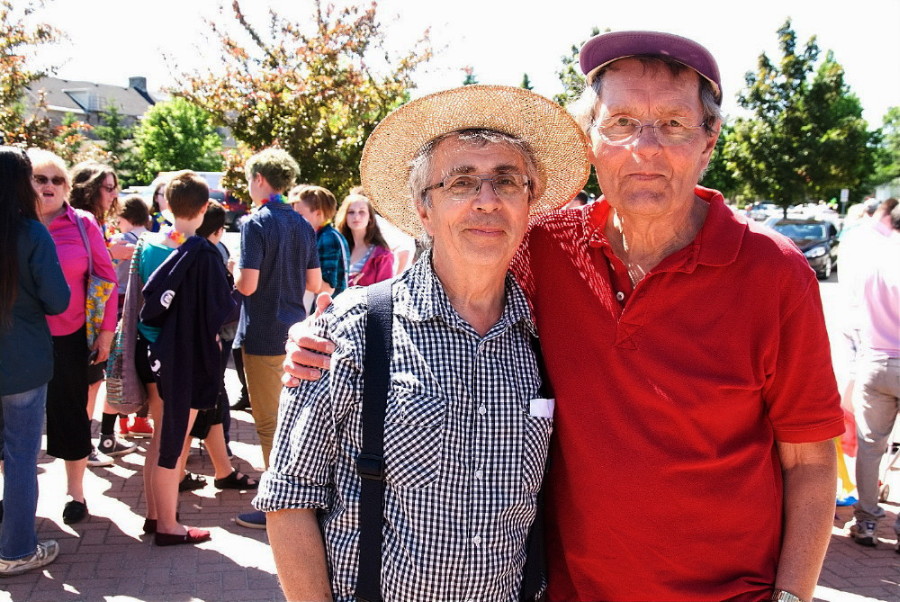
[0,146,70,576]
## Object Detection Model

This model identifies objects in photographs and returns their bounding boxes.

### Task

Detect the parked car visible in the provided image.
[209,188,248,232]
[767,218,840,280]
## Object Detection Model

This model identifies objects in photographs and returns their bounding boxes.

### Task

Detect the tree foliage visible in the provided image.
[94,104,141,186]
[0,0,58,147]
[520,73,533,91]
[554,26,601,107]
[872,106,900,185]
[722,20,877,208]
[172,0,432,201]
[131,97,224,183]
[462,66,478,86]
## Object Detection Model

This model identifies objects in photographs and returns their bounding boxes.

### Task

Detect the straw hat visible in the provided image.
[359,85,591,237]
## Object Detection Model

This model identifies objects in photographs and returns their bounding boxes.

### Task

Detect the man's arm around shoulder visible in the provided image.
[268,508,332,601]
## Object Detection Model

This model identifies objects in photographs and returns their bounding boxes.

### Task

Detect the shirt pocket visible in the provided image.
[521,411,553,494]
[383,379,446,490]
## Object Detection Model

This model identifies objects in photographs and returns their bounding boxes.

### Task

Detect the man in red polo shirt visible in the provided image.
[283,31,844,602]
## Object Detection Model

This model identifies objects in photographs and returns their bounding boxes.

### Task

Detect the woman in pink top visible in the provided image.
[336,193,394,286]
[27,149,118,526]
[68,161,137,461]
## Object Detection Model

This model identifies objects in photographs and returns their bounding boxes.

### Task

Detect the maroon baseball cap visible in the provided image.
[579,30,722,104]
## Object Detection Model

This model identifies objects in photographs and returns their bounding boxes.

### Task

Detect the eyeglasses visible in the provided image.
[101,184,118,193]
[422,173,530,202]
[595,116,708,147]
[33,174,67,186]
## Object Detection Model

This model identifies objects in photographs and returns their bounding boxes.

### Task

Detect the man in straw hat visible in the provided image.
[253,85,590,601]
[284,31,844,602]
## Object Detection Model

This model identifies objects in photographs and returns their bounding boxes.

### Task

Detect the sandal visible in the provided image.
[214,470,258,490]
[154,527,211,547]
[178,472,207,492]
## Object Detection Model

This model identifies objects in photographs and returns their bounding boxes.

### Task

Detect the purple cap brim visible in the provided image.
[579,30,722,104]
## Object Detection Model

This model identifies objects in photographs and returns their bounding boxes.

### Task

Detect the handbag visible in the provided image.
[73,211,116,349]
[106,236,148,414]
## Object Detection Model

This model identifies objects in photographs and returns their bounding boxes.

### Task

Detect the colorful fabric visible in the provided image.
[348,244,393,287]
[45,206,118,337]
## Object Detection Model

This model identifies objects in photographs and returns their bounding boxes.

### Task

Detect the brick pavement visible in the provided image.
[2,371,899,601]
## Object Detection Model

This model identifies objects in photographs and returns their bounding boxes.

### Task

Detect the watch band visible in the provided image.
[771,590,804,602]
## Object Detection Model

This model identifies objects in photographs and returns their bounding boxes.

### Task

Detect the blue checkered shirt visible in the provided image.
[255,252,551,601]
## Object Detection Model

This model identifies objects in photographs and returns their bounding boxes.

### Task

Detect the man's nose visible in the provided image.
[473,179,501,211]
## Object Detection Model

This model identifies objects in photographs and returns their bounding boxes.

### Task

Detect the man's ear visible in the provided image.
[415,201,434,237]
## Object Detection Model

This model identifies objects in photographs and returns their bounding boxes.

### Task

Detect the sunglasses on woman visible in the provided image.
[33,174,67,186]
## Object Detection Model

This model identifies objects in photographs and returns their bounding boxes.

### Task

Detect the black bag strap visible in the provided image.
[520,335,552,602]
[355,279,393,602]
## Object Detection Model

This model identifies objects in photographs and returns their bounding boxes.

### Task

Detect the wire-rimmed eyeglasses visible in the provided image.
[422,173,530,202]
[595,116,708,147]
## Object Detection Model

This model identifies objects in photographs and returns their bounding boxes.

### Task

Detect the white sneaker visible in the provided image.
[850,519,878,547]
[0,540,59,576]
[86,447,113,468]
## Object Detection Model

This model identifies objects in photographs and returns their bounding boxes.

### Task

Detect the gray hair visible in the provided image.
[569,56,723,136]
[408,128,541,210]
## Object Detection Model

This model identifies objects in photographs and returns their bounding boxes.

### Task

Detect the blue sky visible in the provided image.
[31,0,900,125]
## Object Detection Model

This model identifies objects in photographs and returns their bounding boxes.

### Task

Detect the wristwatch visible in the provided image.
[771,590,804,602]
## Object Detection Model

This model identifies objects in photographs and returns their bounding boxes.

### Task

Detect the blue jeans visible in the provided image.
[0,384,47,560]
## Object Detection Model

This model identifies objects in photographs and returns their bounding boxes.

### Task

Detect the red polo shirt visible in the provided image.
[511,187,843,602]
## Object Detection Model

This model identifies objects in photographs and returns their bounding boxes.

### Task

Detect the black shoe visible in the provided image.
[230,395,251,412]
[63,500,88,524]
[179,472,207,492]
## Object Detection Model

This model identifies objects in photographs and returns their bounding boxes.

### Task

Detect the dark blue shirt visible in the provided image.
[0,219,70,395]
[236,203,320,355]
[317,224,349,297]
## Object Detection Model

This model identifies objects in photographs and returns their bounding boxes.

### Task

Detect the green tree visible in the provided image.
[172,0,431,201]
[520,73,533,91]
[53,112,92,164]
[132,97,224,183]
[462,66,478,86]
[872,106,900,185]
[0,0,59,147]
[94,104,140,185]
[701,123,741,200]
[723,20,877,211]
[554,26,601,107]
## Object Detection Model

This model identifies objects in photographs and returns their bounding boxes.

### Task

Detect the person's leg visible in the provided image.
[0,386,46,560]
[143,385,164,522]
[154,408,198,536]
[243,353,285,470]
[45,329,94,523]
[231,346,250,410]
[853,357,898,544]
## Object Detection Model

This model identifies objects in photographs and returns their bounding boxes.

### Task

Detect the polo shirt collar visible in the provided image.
[396,249,536,337]
[585,186,745,272]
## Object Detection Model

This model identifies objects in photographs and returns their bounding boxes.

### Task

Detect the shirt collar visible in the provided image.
[585,186,744,272]
[395,249,536,338]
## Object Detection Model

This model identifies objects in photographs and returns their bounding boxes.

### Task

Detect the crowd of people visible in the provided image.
[0,142,401,574]
[0,26,896,602]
